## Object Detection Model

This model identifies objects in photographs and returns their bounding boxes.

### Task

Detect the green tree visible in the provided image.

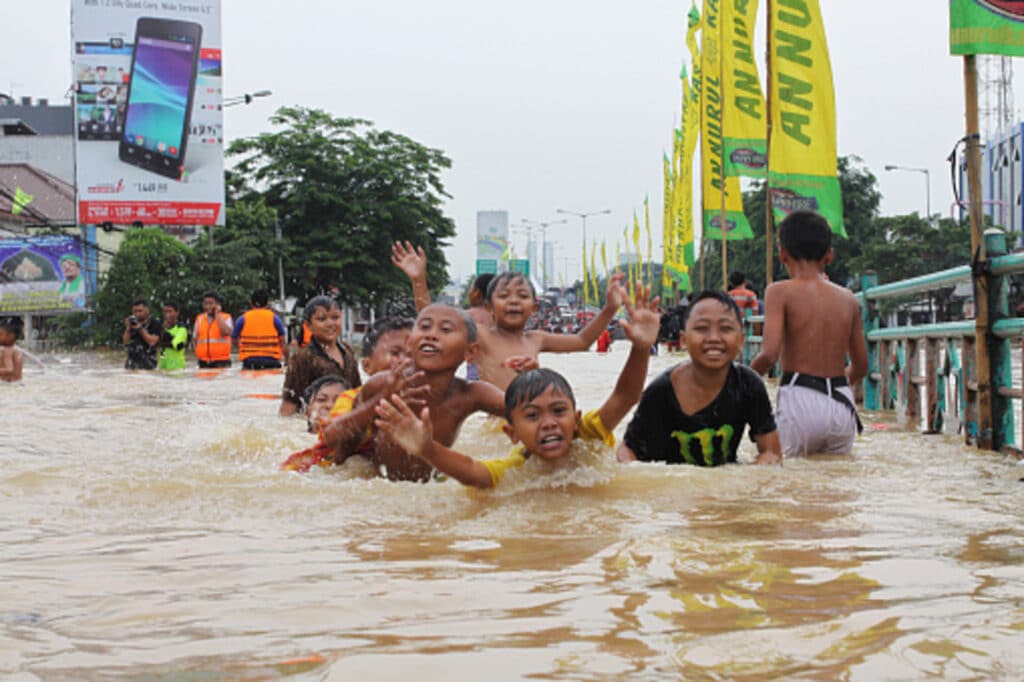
[227,107,456,310]
[92,228,194,344]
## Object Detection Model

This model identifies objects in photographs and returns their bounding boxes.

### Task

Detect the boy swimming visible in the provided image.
[392,241,627,389]
[618,290,781,466]
[0,317,25,383]
[751,210,868,456]
[373,285,661,488]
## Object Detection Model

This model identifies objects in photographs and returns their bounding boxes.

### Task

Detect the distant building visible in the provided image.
[0,97,74,185]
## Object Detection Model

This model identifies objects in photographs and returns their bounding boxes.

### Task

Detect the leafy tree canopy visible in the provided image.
[226,107,456,310]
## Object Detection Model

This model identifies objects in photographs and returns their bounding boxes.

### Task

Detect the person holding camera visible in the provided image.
[122,299,161,370]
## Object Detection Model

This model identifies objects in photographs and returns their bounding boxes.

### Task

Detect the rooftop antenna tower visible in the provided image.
[980,55,1015,141]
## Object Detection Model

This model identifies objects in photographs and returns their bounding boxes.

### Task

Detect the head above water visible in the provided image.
[0,316,24,342]
[682,290,743,327]
[469,273,496,307]
[486,272,535,303]
[504,368,576,422]
[251,289,270,307]
[302,295,340,323]
[362,316,414,357]
[728,271,746,289]
[778,210,832,262]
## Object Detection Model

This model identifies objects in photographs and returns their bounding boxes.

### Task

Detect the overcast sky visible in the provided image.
[2,1,985,282]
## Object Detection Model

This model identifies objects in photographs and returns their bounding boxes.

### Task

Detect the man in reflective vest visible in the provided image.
[158,301,189,370]
[193,291,233,368]
[232,289,288,370]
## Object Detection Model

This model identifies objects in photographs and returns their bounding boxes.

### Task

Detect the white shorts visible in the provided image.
[776,380,858,456]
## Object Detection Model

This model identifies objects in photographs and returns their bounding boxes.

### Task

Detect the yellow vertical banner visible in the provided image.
[722,0,767,178]
[581,240,590,306]
[662,153,674,290]
[644,195,653,286]
[589,241,598,307]
[767,0,844,235]
[600,240,608,279]
[701,0,754,239]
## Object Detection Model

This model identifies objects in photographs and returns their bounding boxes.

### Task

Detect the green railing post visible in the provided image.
[985,229,1015,449]
[861,271,880,410]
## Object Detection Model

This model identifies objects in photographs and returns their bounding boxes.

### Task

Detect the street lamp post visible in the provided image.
[223,89,273,108]
[884,164,931,223]
[556,208,611,293]
[521,217,568,290]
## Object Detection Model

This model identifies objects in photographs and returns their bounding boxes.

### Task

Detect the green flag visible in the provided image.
[11,187,34,216]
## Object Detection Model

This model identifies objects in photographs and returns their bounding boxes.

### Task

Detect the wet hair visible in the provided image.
[778,210,832,261]
[302,374,348,409]
[131,299,148,309]
[162,301,179,312]
[682,290,743,326]
[303,295,340,322]
[505,368,576,421]
[728,271,746,288]
[362,316,414,356]
[202,291,222,304]
[485,271,536,303]
[251,289,270,307]
[471,274,495,298]
[0,316,24,340]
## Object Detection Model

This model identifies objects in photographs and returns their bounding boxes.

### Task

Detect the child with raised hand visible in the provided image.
[373,285,662,489]
[618,290,781,467]
[750,210,868,456]
[392,241,628,390]
[0,317,25,383]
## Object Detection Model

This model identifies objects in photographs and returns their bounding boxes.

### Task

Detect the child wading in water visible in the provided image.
[751,210,868,456]
[0,317,25,382]
[392,241,626,390]
[373,285,661,489]
[618,290,781,466]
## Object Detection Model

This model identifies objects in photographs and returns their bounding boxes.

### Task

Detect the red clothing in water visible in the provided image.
[596,329,612,353]
[729,285,758,318]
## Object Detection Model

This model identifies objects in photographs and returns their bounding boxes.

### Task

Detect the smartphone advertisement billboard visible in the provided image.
[71,1,224,226]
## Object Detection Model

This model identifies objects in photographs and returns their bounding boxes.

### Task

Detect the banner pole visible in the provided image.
[964,54,993,449]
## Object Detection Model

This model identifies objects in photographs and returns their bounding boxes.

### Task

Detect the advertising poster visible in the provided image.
[0,235,88,314]
[71,0,224,226]
[476,210,509,262]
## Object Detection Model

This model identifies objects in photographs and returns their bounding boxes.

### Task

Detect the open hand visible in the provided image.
[604,272,628,309]
[391,241,427,281]
[375,395,433,458]
[619,282,661,348]
[383,358,430,411]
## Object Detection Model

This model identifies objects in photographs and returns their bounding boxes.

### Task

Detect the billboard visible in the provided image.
[71,0,224,226]
[476,210,509,261]
[0,235,88,314]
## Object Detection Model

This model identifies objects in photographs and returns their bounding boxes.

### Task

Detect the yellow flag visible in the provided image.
[722,0,767,178]
[581,240,590,306]
[600,240,608,278]
[644,195,653,286]
[701,0,753,239]
[768,0,844,235]
[12,187,34,216]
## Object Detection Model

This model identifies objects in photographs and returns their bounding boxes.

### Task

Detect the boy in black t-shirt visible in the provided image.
[618,290,781,466]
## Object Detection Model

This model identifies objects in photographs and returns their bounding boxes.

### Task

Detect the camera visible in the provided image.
[129,315,138,324]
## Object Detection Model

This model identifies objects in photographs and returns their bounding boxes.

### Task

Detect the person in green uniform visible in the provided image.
[158,301,189,370]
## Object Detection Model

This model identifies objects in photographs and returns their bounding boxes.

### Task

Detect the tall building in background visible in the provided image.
[476,210,508,275]
[543,240,554,289]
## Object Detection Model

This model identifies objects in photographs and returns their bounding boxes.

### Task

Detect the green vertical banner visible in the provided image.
[950,0,1024,56]
[723,0,767,178]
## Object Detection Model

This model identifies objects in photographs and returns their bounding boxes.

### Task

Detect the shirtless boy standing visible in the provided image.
[0,317,24,382]
[392,241,626,389]
[750,210,869,456]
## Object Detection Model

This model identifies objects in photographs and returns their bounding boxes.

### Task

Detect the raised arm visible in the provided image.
[375,396,494,488]
[750,282,783,375]
[597,283,660,431]
[391,241,431,312]
[539,272,627,353]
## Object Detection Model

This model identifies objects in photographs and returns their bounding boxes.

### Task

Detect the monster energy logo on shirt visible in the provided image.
[670,425,735,466]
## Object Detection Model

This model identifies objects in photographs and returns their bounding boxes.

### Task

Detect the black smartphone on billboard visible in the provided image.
[118,17,202,180]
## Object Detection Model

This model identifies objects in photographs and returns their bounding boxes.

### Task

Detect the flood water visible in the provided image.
[2,346,1023,680]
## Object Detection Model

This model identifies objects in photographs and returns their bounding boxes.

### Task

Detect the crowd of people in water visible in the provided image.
[1,210,868,487]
